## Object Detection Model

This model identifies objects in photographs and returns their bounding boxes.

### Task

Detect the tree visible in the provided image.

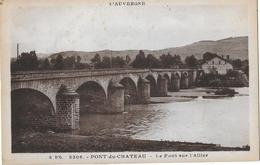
[241,60,249,77]
[76,56,81,64]
[29,51,38,69]
[112,56,126,68]
[159,54,167,68]
[125,55,131,65]
[146,54,160,68]
[91,54,101,64]
[64,56,76,69]
[185,55,198,68]
[54,55,64,70]
[203,52,217,62]
[169,54,183,67]
[165,53,175,67]
[75,63,87,69]
[42,58,50,70]
[226,69,238,77]
[14,51,39,71]
[50,57,56,66]
[101,56,111,68]
[132,50,146,68]
[243,65,249,77]
[91,54,102,69]
[75,56,86,69]
[232,59,242,69]
[11,60,18,72]
[159,53,182,68]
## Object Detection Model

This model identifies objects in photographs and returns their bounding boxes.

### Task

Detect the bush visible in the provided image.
[209,79,223,87]
[198,71,245,87]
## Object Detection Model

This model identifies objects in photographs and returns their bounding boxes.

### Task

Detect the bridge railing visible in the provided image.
[151,69,198,72]
[11,68,146,75]
[11,68,201,81]
[11,68,150,81]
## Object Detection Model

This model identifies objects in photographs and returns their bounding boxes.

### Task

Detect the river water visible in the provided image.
[78,87,249,147]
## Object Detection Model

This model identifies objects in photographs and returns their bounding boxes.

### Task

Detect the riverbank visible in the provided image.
[150,88,213,103]
[12,132,249,153]
[150,87,248,103]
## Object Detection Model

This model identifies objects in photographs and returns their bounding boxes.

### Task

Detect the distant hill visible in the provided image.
[48,36,248,63]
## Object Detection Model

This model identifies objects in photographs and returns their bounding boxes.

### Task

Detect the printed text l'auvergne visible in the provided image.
[109,1,145,6]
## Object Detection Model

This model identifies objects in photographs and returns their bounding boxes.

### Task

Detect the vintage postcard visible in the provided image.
[1,0,259,164]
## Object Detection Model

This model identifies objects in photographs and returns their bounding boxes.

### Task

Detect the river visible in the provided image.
[78,87,249,147]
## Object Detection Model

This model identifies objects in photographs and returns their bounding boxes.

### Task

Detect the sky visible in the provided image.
[9,3,248,57]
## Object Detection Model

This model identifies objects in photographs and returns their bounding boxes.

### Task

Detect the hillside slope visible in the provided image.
[48,36,248,63]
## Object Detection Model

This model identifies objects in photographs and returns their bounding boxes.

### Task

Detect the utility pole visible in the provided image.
[110,50,112,68]
[16,43,19,60]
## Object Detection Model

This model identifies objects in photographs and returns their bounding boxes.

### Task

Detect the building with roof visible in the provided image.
[201,55,233,75]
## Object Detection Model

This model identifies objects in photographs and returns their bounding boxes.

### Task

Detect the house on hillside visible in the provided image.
[201,55,233,75]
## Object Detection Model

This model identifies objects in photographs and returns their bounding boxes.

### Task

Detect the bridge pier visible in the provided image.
[192,70,198,86]
[180,73,189,89]
[172,75,180,92]
[157,77,168,96]
[188,71,194,88]
[55,85,80,130]
[138,78,150,104]
[107,83,125,113]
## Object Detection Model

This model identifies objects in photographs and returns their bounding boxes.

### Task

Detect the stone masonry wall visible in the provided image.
[20,94,80,130]
[55,95,80,129]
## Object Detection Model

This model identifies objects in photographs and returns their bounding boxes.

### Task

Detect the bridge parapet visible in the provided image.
[151,68,199,72]
[11,69,150,81]
[11,69,201,81]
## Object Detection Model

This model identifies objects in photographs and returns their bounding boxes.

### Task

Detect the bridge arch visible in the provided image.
[173,72,181,79]
[74,79,108,98]
[11,83,58,112]
[182,71,189,76]
[126,74,139,88]
[76,81,107,113]
[11,88,55,131]
[119,77,138,104]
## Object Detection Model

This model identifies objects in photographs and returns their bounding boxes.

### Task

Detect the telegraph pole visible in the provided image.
[110,50,112,68]
[16,43,19,60]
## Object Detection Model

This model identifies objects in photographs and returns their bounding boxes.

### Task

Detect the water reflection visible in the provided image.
[78,88,249,147]
[78,104,166,137]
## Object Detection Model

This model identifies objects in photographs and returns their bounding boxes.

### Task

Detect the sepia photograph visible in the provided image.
[1,0,259,164]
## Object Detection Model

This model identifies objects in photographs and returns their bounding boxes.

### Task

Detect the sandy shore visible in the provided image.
[150,88,216,103]
[12,132,249,153]
[150,87,246,103]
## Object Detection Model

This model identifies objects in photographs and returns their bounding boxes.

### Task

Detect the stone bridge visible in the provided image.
[11,68,201,130]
